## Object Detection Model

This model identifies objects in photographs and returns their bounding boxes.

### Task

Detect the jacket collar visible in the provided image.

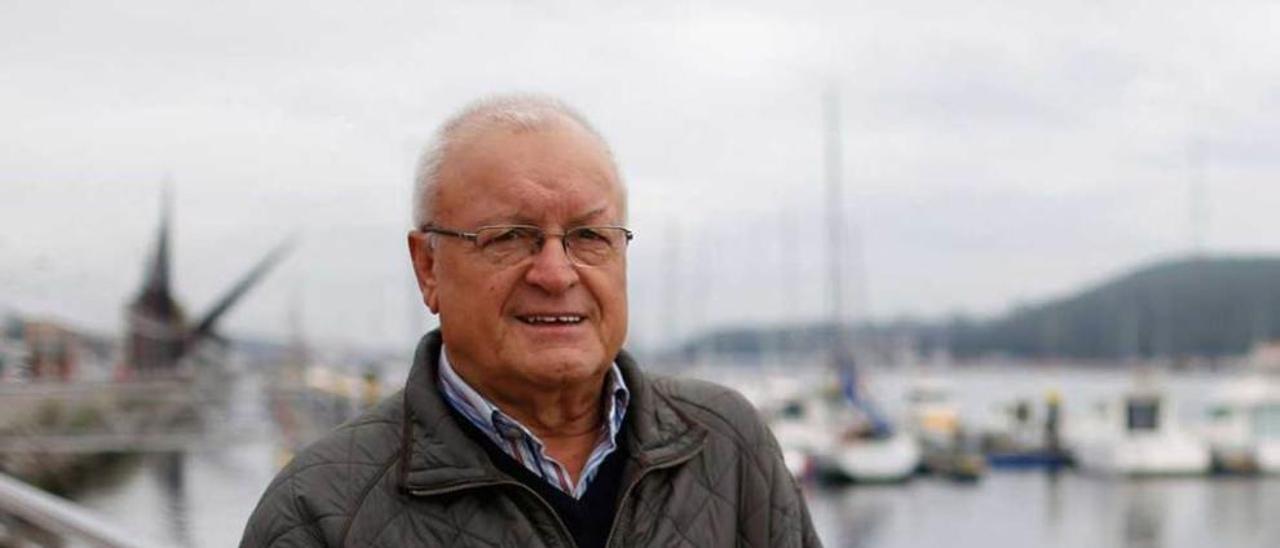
[398,330,706,494]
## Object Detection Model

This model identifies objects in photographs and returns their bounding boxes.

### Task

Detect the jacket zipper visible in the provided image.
[410,481,579,548]
[602,450,702,548]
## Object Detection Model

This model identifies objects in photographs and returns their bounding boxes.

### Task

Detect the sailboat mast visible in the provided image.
[824,86,847,343]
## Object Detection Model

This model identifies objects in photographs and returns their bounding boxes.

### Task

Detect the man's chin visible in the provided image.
[512,348,608,387]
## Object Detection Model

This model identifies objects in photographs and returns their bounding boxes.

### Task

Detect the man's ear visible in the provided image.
[407,231,441,314]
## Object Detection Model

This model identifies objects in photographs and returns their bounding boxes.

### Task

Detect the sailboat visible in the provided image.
[764,350,920,483]
[819,347,921,482]
[768,86,920,484]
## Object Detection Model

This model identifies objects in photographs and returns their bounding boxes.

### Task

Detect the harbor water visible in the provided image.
[64,365,1280,548]
[807,470,1280,547]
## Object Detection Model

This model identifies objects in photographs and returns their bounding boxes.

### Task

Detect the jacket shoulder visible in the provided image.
[649,375,771,447]
[648,375,821,547]
[240,391,406,547]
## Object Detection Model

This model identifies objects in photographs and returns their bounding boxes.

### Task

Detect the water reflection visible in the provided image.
[806,473,1280,548]
[1120,483,1164,548]
[1042,470,1063,532]
[52,369,1280,548]
[153,452,191,547]
[89,444,1280,548]
[807,485,893,548]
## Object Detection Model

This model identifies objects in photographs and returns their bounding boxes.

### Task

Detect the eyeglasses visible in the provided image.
[420,224,634,267]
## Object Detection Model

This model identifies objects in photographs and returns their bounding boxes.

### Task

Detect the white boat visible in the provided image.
[1071,386,1210,476]
[766,384,921,484]
[761,87,921,485]
[1201,376,1280,473]
[820,426,922,483]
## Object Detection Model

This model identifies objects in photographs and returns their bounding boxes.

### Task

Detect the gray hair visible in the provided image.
[411,94,622,227]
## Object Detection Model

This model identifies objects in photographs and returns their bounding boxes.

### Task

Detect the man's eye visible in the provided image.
[490,229,525,243]
[482,228,536,246]
[573,228,607,242]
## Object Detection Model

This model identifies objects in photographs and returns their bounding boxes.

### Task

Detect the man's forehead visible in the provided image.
[443,184,621,227]
[436,124,621,208]
[450,113,602,159]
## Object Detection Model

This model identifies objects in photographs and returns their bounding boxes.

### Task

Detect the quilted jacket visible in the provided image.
[240,331,822,547]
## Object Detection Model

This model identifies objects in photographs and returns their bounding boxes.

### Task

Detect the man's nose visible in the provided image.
[523,235,579,293]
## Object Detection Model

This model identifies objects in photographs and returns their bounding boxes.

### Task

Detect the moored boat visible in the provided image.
[1201,376,1280,474]
[1071,386,1210,476]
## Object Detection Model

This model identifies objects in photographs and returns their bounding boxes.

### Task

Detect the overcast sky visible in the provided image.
[3,0,1279,354]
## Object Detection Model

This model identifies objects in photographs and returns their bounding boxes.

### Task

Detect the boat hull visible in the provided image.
[1075,434,1210,476]
[818,433,921,483]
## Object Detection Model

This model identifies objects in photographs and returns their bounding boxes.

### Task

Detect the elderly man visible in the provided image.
[240,95,820,548]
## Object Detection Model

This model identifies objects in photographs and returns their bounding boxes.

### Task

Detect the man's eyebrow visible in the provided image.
[569,206,609,225]
[472,207,529,226]
[499,206,610,227]
[478,205,613,227]
[470,213,517,226]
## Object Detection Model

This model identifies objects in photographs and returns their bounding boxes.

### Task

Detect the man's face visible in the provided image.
[409,122,628,398]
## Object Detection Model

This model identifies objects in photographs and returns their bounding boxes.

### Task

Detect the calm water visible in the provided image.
[807,473,1280,548]
[65,366,1280,548]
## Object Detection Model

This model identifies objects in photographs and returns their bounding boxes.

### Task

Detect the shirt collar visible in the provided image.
[437,345,630,447]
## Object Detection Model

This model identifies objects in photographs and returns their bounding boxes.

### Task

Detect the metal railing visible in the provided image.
[0,471,163,548]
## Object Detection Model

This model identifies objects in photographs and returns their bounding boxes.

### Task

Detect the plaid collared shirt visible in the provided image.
[437,347,630,499]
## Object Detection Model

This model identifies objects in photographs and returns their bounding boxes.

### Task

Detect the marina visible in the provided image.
[5,2,1280,545]
[6,362,1278,547]
[5,167,1279,546]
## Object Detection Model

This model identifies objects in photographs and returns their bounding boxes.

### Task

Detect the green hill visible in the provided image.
[948,256,1280,360]
[674,255,1280,364]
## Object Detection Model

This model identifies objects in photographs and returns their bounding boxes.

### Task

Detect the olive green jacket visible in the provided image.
[240,331,821,547]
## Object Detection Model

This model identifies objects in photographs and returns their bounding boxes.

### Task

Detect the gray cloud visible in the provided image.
[3,0,1279,352]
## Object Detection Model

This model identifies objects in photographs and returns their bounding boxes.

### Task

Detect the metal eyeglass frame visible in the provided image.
[418,224,634,267]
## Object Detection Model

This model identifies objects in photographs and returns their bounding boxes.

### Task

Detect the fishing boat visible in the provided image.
[981,391,1073,471]
[1071,385,1210,476]
[1201,376,1280,474]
